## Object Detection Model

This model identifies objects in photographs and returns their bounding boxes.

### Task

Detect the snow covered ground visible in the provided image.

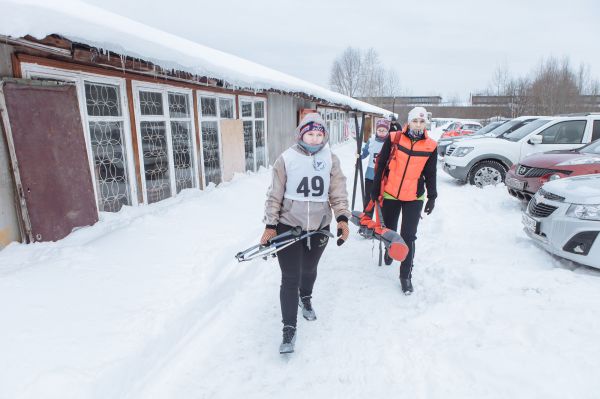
[1,138,600,399]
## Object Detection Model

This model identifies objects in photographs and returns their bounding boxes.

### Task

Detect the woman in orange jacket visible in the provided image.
[371,106,437,294]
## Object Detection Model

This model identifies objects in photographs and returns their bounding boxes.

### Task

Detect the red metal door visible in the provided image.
[0,80,98,242]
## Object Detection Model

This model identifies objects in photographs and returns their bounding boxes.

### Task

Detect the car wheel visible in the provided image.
[468,161,506,187]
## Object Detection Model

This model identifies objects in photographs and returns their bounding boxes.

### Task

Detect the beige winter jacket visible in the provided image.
[263,144,351,231]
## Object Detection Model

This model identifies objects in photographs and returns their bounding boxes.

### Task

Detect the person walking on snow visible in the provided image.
[261,112,351,354]
[359,118,391,208]
[371,106,437,295]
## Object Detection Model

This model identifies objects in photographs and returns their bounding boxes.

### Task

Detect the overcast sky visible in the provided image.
[85,0,599,102]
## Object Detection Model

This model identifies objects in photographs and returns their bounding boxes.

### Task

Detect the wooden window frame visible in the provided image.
[238,95,268,172]
[196,90,237,186]
[131,80,199,204]
[19,62,139,211]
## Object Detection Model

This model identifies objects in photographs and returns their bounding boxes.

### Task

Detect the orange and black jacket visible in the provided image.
[372,127,438,201]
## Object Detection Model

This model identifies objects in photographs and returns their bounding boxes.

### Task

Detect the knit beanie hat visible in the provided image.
[375,119,391,131]
[295,113,329,143]
[407,107,428,122]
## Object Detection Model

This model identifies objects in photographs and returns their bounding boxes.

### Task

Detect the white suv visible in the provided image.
[443,114,600,186]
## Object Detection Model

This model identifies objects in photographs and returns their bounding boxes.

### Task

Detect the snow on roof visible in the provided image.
[1,0,393,118]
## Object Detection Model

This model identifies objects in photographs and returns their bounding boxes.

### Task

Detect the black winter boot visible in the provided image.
[279,325,297,354]
[384,248,393,265]
[400,278,413,295]
[299,295,317,321]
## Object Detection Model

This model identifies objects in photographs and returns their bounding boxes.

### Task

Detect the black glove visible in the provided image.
[336,220,349,246]
[424,198,435,215]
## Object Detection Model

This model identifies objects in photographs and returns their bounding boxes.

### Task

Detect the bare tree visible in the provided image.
[490,61,511,96]
[329,47,402,99]
[480,56,599,116]
[385,69,402,97]
[329,47,363,97]
[505,77,531,117]
[529,56,579,115]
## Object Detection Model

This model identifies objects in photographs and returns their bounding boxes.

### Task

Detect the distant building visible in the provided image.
[356,96,442,111]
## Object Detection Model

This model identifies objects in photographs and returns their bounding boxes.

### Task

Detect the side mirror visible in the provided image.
[528,135,543,145]
[443,129,448,132]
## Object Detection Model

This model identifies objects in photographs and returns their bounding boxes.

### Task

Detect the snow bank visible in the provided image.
[0,0,393,117]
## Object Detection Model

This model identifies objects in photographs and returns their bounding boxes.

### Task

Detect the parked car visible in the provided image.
[439,121,482,139]
[439,116,542,158]
[522,174,600,269]
[438,120,506,157]
[506,139,600,201]
[443,113,600,187]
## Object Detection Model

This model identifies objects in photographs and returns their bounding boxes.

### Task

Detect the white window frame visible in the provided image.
[196,90,237,186]
[238,95,268,171]
[20,63,139,212]
[131,80,199,204]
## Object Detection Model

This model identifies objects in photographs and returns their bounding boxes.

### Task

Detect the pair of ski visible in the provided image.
[235,218,333,262]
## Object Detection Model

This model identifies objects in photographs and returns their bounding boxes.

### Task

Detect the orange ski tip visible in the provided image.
[389,243,409,262]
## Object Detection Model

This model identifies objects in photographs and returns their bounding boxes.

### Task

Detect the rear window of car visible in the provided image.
[592,120,600,142]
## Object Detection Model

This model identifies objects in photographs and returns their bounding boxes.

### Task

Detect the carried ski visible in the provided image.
[235,227,334,262]
[350,199,409,265]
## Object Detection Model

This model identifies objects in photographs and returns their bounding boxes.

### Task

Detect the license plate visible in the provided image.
[505,176,525,190]
[522,213,539,234]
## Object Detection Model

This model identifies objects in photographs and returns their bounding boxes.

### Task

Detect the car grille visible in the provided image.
[516,164,572,178]
[446,145,456,156]
[537,188,565,202]
[528,198,558,218]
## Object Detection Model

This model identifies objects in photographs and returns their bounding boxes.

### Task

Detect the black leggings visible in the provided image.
[363,178,374,209]
[276,223,329,327]
[381,199,423,279]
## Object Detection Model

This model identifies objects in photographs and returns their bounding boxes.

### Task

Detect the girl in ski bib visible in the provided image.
[371,107,437,295]
[261,113,351,354]
[360,118,391,208]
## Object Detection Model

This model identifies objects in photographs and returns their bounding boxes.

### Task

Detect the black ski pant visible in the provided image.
[381,199,424,279]
[363,178,374,210]
[276,223,329,327]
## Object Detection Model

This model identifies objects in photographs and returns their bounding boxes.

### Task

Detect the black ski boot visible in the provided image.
[299,295,317,321]
[384,248,394,265]
[279,325,296,354]
[400,277,413,295]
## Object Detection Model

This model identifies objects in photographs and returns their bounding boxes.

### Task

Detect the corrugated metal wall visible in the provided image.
[0,43,23,247]
[266,93,315,164]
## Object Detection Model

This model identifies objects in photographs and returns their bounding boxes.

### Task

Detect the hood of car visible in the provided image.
[541,174,600,204]
[519,149,600,168]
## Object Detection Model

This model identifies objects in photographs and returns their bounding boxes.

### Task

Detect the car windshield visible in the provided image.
[487,119,531,137]
[503,119,552,142]
[471,121,504,136]
[581,139,600,154]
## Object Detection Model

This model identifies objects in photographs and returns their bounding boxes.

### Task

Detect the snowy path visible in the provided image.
[1,141,600,399]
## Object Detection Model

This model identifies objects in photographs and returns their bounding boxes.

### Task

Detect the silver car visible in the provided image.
[522,174,600,268]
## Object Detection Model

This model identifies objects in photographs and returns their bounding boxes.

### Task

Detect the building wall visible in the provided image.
[0,44,14,76]
[266,93,315,164]
[0,43,23,247]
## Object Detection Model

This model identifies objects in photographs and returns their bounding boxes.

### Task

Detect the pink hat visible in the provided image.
[376,119,391,130]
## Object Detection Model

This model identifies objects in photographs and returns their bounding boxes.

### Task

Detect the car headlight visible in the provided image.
[453,147,474,157]
[567,203,600,221]
[548,174,562,181]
